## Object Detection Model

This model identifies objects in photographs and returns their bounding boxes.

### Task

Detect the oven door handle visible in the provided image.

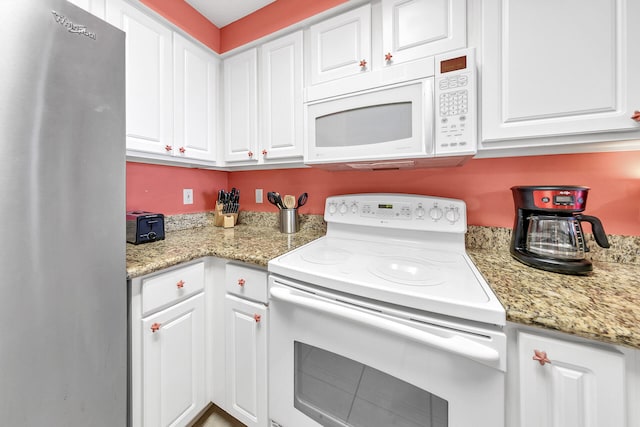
[270,286,499,364]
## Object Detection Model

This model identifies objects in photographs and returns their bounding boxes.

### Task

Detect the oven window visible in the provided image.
[315,102,412,147]
[294,342,448,427]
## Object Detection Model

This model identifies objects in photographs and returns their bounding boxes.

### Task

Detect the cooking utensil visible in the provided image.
[297,192,308,208]
[274,192,285,209]
[283,195,296,209]
[267,192,283,209]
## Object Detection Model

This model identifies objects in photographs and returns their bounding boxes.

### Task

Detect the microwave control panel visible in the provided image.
[434,48,477,155]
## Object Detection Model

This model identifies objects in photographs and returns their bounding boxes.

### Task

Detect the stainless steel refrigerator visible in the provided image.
[0,1,127,425]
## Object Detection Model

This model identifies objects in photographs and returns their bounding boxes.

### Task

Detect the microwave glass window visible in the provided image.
[316,103,412,147]
[294,341,449,427]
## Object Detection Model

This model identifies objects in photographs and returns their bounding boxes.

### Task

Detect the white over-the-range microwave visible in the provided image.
[304,48,477,170]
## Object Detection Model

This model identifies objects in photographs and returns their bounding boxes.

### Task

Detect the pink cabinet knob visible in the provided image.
[253,314,261,323]
[533,349,551,366]
[632,110,640,122]
[262,149,267,156]
[238,278,246,287]
[359,59,367,69]
[179,147,186,153]
[385,52,393,62]
[165,145,172,152]
[248,151,254,158]
[176,280,185,289]
[151,323,161,333]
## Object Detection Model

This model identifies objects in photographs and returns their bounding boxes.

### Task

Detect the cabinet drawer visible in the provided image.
[142,261,205,315]
[225,263,267,303]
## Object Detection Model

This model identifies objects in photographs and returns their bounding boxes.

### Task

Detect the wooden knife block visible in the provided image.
[214,202,238,228]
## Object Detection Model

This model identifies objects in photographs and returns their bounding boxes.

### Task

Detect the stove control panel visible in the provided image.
[325,194,467,233]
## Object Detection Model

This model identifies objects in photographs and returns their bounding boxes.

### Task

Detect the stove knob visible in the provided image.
[415,205,426,218]
[338,202,348,215]
[350,203,359,214]
[445,207,460,223]
[429,206,443,221]
[328,203,337,215]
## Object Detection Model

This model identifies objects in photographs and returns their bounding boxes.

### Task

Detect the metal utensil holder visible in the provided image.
[279,208,299,233]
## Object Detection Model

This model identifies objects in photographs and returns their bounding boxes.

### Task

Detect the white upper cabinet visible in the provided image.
[223,49,259,163]
[223,31,304,165]
[309,4,372,85]
[173,33,218,162]
[479,0,640,151]
[260,31,304,160]
[107,0,174,156]
[308,1,466,89]
[381,0,466,66]
[107,1,219,165]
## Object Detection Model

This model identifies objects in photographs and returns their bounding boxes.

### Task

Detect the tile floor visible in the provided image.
[191,404,246,427]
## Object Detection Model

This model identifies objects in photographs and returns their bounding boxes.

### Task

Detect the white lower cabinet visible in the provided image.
[513,329,627,427]
[142,294,206,427]
[223,263,269,427]
[131,261,207,427]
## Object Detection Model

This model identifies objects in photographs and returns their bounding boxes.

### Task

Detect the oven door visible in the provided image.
[268,277,506,427]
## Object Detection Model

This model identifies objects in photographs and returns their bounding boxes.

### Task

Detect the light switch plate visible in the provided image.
[183,189,193,205]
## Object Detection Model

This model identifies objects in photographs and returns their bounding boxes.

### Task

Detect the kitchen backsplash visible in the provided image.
[127,150,640,237]
[165,211,639,266]
[466,226,640,265]
[165,210,326,233]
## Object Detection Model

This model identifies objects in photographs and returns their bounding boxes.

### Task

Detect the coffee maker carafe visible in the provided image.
[510,186,610,274]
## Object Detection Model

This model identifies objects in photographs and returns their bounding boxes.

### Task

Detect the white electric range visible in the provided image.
[269,193,505,326]
[267,194,507,427]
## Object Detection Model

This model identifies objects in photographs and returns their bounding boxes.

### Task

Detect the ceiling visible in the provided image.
[185,0,277,27]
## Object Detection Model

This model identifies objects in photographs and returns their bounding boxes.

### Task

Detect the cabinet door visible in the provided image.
[67,0,105,18]
[518,332,625,427]
[173,33,218,162]
[223,49,258,163]
[481,0,640,144]
[381,0,466,66]
[106,0,173,156]
[225,294,267,427]
[142,293,206,427]
[260,31,304,160]
[309,4,371,85]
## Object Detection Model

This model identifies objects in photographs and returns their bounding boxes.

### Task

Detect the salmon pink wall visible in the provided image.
[220,0,348,53]
[126,151,640,235]
[126,162,227,214]
[227,151,640,236]
[141,0,221,52]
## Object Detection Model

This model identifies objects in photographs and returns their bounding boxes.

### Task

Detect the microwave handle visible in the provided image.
[270,286,499,364]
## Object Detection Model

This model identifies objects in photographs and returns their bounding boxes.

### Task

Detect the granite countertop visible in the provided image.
[468,249,640,349]
[127,213,640,350]
[126,213,325,278]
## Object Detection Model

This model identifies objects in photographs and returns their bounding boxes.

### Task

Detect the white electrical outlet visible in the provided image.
[183,189,193,205]
[256,188,263,204]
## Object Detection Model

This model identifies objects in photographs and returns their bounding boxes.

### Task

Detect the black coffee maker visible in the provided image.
[510,186,610,275]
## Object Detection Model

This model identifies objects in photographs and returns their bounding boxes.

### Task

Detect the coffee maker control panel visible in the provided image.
[512,186,589,212]
[532,189,587,210]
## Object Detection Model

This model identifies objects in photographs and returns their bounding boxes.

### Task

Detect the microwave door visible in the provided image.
[305,80,433,165]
